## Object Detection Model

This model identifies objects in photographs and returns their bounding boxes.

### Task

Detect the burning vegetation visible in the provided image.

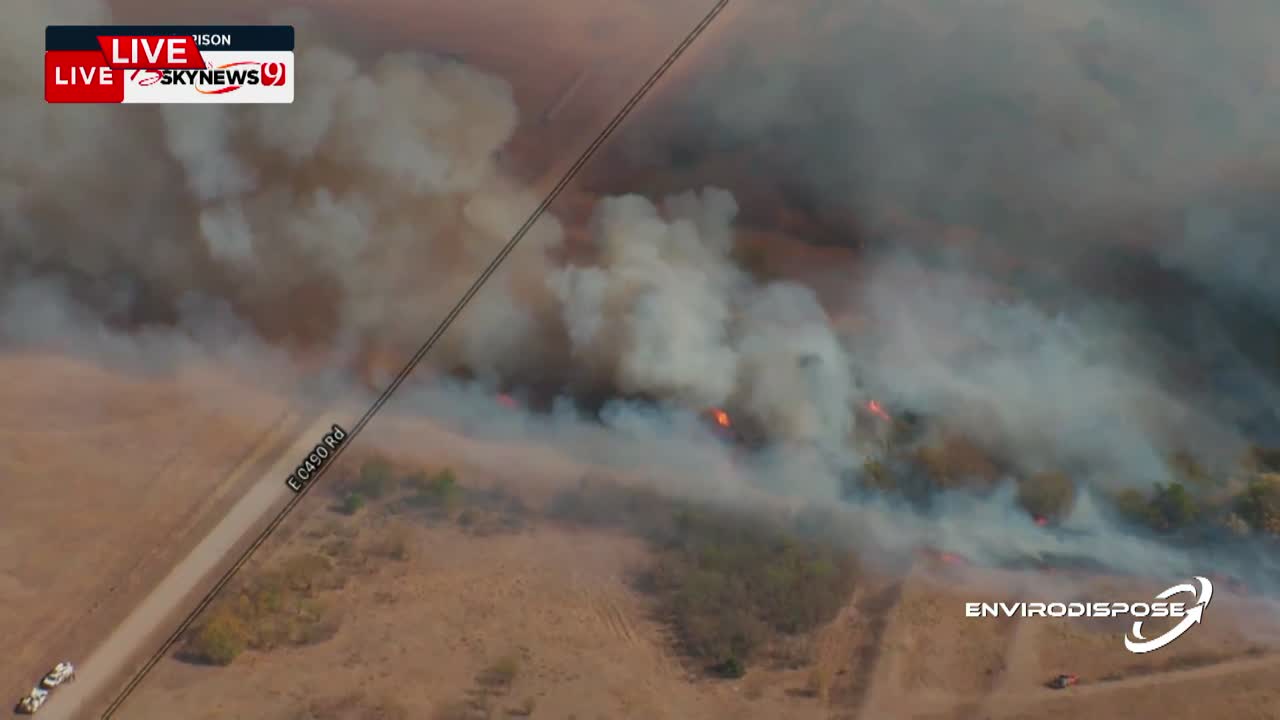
[6,0,1280,652]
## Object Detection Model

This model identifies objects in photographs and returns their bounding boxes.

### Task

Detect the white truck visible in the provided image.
[41,661,75,688]
[16,687,49,714]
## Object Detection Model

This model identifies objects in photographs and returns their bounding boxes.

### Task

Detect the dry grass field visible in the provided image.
[110,414,1280,720]
[0,351,303,707]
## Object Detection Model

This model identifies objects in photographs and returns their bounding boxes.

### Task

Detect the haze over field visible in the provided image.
[3,0,1279,592]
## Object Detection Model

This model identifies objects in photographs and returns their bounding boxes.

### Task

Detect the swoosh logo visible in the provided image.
[1125,576,1213,654]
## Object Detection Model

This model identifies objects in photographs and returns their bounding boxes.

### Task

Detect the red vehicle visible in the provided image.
[1048,673,1079,689]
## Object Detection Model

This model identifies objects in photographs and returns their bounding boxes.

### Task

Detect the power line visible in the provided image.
[100,2,733,715]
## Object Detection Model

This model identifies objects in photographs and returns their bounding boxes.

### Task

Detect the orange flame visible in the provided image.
[710,408,731,428]
[865,400,891,422]
[922,547,968,566]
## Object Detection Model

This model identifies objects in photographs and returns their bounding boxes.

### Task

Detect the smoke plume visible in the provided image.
[6,0,1279,593]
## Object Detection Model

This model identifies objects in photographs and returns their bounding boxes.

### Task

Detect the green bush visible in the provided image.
[339,492,366,515]
[276,553,339,592]
[181,552,344,665]
[403,468,463,514]
[186,608,249,665]
[1148,482,1200,531]
[355,458,396,499]
[1235,475,1280,534]
[1112,482,1204,533]
[1017,471,1076,521]
[710,656,746,679]
[645,505,857,672]
[547,480,858,675]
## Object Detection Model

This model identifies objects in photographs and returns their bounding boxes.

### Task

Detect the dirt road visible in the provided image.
[35,414,345,720]
[1002,651,1280,706]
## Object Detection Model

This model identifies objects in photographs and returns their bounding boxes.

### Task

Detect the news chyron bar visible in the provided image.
[45,25,294,104]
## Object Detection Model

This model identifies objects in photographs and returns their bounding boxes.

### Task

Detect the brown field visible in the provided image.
[109,415,1280,720]
[0,352,303,706]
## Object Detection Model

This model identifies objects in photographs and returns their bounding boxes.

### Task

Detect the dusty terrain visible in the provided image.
[113,415,1280,720]
[0,352,304,711]
[34,413,352,720]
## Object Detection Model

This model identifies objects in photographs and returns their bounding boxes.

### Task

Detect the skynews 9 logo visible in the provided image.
[131,59,288,95]
[45,24,295,104]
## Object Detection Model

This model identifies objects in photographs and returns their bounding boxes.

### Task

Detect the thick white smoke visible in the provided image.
[2,0,569,385]
[856,257,1248,487]
[3,0,860,452]
[554,188,857,448]
[7,0,1276,597]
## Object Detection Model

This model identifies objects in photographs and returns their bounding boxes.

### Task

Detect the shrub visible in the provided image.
[276,553,338,592]
[355,458,396,499]
[369,525,413,560]
[403,468,464,515]
[1113,488,1157,526]
[181,552,344,665]
[340,492,366,515]
[1147,482,1200,531]
[710,656,746,679]
[185,607,249,665]
[1017,471,1076,521]
[648,508,856,672]
[912,434,1001,490]
[1112,483,1202,533]
[547,480,858,676]
[1235,475,1280,534]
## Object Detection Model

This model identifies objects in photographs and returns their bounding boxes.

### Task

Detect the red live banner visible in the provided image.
[45,25,295,104]
[46,36,203,104]
[96,36,206,69]
[45,50,123,103]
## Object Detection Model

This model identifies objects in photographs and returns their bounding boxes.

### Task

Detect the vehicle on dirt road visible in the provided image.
[16,687,49,714]
[1048,673,1079,689]
[41,661,75,688]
